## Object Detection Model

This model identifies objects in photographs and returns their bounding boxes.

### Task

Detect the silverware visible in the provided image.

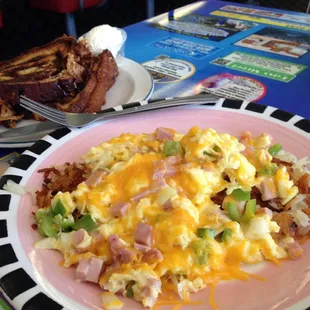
[20,94,221,128]
[0,122,63,142]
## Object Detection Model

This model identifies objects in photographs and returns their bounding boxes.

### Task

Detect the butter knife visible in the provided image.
[0,122,63,142]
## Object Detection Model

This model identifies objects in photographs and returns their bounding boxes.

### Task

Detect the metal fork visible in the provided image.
[20,93,220,128]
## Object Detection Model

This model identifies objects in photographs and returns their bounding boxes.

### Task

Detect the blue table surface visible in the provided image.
[125,0,310,119]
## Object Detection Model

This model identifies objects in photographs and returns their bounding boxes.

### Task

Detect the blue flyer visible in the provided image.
[125,0,310,118]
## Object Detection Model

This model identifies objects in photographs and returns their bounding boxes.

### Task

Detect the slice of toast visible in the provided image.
[55,49,119,113]
[0,35,84,103]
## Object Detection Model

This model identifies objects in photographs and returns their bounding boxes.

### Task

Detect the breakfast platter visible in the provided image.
[1,100,310,310]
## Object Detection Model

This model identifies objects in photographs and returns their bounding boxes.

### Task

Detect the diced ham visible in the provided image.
[286,241,303,260]
[86,257,105,283]
[72,229,91,253]
[155,127,174,141]
[242,147,254,157]
[131,179,167,203]
[141,287,157,308]
[143,296,156,308]
[119,248,136,263]
[110,202,130,218]
[76,259,90,282]
[85,169,108,188]
[153,160,167,180]
[108,234,136,263]
[257,207,273,218]
[134,223,153,247]
[116,288,125,295]
[90,231,104,243]
[240,131,252,146]
[134,242,151,252]
[103,262,121,280]
[142,248,163,264]
[131,190,151,203]
[165,155,182,165]
[141,278,161,307]
[132,146,144,154]
[108,234,123,257]
[72,229,87,247]
[259,179,278,201]
[76,257,104,283]
[163,199,173,211]
[147,277,162,290]
[165,166,178,177]
[151,178,167,191]
[239,132,255,156]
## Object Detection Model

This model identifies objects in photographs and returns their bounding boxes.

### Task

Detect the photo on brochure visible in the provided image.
[235,27,310,58]
[148,14,257,42]
[221,5,283,18]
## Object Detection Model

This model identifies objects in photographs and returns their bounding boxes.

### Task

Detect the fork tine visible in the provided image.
[20,99,65,120]
[20,99,67,125]
[20,96,66,118]
[20,104,66,125]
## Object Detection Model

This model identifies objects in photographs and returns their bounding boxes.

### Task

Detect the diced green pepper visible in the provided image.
[72,214,97,232]
[192,239,207,251]
[192,239,208,266]
[53,214,74,232]
[227,202,241,222]
[52,199,67,217]
[38,215,58,237]
[126,287,134,298]
[198,255,207,265]
[221,228,232,242]
[213,145,221,153]
[163,141,183,156]
[203,150,214,157]
[35,208,48,222]
[35,207,55,222]
[126,281,135,298]
[242,199,256,222]
[61,214,74,231]
[53,214,63,227]
[197,228,214,239]
[204,146,221,157]
[268,143,282,156]
[231,189,251,201]
[258,164,277,177]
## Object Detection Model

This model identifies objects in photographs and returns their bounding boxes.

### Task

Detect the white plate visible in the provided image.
[0,57,154,148]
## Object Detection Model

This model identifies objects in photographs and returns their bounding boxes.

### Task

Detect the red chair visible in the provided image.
[30,0,103,37]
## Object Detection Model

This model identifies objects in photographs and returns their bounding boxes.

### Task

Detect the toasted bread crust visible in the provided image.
[0,36,119,127]
[56,50,119,113]
[85,49,119,113]
[0,35,75,71]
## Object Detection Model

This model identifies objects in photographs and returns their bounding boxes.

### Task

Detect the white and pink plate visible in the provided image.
[0,99,310,310]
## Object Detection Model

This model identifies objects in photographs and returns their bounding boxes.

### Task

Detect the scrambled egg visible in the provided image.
[35,127,302,309]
